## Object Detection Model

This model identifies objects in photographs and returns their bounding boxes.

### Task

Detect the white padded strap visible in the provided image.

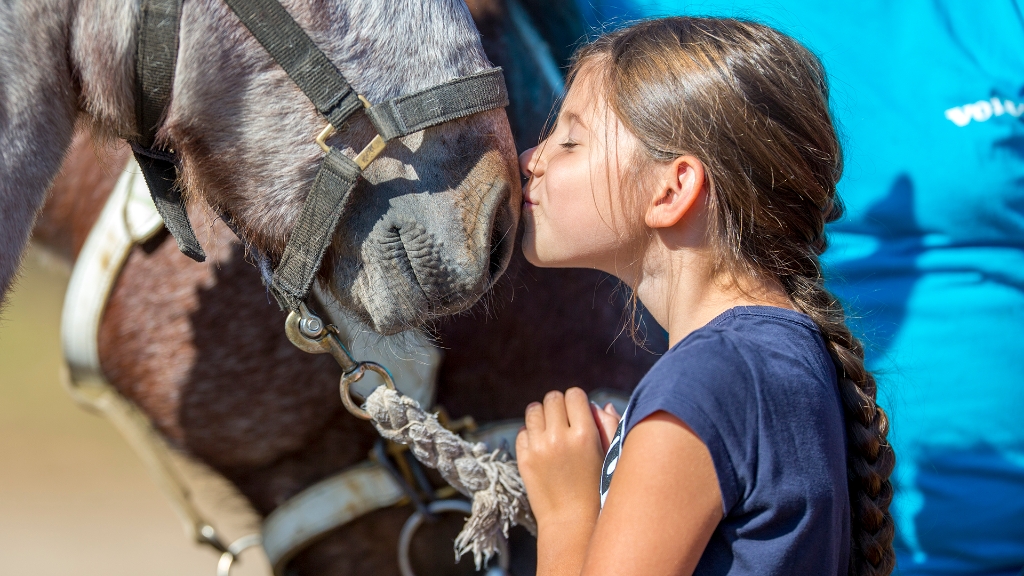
[59,160,230,548]
[61,159,163,381]
[261,461,405,575]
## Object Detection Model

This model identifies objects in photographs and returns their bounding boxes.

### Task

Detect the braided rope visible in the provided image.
[364,387,536,569]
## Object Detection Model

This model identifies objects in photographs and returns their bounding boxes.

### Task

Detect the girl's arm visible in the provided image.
[517,388,722,576]
[584,412,722,575]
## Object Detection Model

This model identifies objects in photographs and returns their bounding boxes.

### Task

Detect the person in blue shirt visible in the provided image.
[572,2,1024,574]
[514,17,893,575]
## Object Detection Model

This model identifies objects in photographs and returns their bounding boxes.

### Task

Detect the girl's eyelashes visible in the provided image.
[560,139,580,150]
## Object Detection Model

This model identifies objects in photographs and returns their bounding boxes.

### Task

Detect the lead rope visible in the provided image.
[285,305,535,569]
[366,388,536,568]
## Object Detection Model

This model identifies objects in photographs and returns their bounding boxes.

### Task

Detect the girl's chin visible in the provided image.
[520,232,541,267]
[520,225,588,269]
[521,243,567,269]
[520,230,556,268]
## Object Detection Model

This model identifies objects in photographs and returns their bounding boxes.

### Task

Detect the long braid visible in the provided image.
[782,271,897,575]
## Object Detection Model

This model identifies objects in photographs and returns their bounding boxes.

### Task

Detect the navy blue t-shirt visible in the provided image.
[599,306,850,575]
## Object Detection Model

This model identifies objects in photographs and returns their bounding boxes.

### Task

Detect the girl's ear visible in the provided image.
[644,155,705,229]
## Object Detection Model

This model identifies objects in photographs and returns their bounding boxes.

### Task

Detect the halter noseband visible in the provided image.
[131,0,509,312]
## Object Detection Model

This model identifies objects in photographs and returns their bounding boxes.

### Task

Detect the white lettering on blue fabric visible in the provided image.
[945,97,1024,127]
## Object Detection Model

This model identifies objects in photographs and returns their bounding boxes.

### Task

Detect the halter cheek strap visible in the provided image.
[132,0,509,312]
[134,0,206,262]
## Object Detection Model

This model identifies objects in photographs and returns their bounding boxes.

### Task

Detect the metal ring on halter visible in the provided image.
[215,534,263,576]
[397,499,510,576]
[340,361,396,420]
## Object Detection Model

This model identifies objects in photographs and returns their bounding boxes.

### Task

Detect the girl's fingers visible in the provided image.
[565,387,594,428]
[604,402,620,418]
[543,390,569,430]
[591,402,612,452]
[525,401,545,435]
[515,427,529,453]
[594,407,621,452]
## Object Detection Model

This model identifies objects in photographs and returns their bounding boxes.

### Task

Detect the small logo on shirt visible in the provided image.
[945,97,1024,127]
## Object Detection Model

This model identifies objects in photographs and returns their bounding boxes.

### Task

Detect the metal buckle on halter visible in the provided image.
[315,95,387,170]
[284,303,396,420]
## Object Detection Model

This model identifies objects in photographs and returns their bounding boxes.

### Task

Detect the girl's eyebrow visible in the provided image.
[561,111,589,130]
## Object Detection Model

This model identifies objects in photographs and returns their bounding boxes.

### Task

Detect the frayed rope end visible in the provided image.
[364,387,536,567]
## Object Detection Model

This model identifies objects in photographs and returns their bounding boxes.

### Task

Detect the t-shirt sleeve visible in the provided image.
[623,330,758,513]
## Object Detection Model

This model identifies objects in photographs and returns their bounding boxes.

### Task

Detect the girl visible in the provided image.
[514,18,896,576]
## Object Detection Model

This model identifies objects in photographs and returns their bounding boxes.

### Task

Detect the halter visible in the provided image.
[131,0,509,313]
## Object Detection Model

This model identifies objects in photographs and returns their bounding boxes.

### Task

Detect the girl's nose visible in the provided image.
[519,146,537,178]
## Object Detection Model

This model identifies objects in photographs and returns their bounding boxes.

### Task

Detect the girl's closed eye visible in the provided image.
[560,139,579,150]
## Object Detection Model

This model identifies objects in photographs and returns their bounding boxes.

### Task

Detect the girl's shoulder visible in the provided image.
[633,305,836,411]
[673,304,830,366]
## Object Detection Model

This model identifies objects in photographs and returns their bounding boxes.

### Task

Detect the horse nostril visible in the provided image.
[486,186,515,282]
[488,220,508,280]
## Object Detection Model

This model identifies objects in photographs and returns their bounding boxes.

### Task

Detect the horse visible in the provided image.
[1,0,518,335]
[29,1,667,573]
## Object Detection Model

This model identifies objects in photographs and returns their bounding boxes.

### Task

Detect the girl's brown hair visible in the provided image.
[570,17,896,575]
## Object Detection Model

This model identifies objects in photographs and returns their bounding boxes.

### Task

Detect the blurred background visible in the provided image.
[0,249,269,576]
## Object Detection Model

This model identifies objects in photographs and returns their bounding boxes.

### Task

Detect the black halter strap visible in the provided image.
[133,0,206,262]
[132,0,509,311]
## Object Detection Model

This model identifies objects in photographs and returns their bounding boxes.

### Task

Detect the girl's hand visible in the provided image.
[517,388,605,574]
[517,388,605,526]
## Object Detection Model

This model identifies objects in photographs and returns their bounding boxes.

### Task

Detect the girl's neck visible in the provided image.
[634,249,794,349]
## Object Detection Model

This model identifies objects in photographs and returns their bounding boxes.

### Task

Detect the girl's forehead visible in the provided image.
[560,70,608,128]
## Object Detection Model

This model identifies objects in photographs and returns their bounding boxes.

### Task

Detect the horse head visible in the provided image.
[60,0,521,333]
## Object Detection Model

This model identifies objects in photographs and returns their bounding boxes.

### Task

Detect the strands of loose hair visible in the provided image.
[569,17,896,575]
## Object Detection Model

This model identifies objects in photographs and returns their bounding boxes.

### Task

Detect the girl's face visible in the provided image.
[519,71,640,273]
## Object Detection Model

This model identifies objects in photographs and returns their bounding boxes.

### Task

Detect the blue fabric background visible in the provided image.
[575,2,1024,574]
